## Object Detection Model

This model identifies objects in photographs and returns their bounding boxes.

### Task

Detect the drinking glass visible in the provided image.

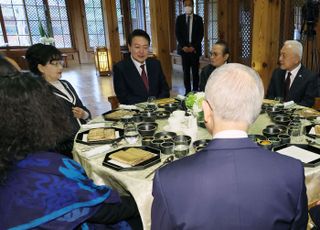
[124,122,139,144]
[147,96,157,111]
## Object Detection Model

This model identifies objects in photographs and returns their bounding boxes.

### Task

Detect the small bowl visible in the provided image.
[132,114,143,122]
[278,134,291,144]
[160,141,175,155]
[268,137,281,147]
[154,131,177,141]
[174,144,189,158]
[173,135,192,146]
[273,115,291,126]
[266,124,287,134]
[193,139,211,150]
[137,122,158,137]
[141,136,154,146]
[266,107,283,118]
[140,111,156,122]
[248,134,267,143]
[151,139,164,149]
[262,127,281,137]
[164,103,179,113]
[156,111,170,119]
[121,115,133,123]
[258,140,272,150]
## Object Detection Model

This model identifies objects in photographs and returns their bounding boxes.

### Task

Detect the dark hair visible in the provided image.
[127,29,151,46]
[215,40,230,55]
[0,72,72,183]
[25,43,62,76]
[0,56,20,77]
[183,0,194,5]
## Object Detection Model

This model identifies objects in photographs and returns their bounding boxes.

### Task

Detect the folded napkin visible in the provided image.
[283,100,295,108]
[82,144,111,158]
[119,104,138,110]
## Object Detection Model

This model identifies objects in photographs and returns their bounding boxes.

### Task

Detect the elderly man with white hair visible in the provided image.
[151,63,308,230]
[266,40,317,107]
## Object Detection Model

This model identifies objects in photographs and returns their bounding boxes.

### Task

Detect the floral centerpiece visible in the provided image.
[184,92,205,126]
[39,21,55,45]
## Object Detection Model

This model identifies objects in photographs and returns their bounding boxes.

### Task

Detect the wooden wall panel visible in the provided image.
[149,0,172,88]
[251,0,281,93]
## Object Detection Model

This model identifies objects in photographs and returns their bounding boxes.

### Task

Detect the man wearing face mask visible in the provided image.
[176,0,204,95]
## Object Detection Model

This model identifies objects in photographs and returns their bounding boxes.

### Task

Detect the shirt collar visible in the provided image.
[213,130,248,139]
[287,63,301,78]
[131,55,146,73]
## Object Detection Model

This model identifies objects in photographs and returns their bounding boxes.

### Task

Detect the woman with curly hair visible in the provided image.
[0,68,142,229]
[25,43,91,157]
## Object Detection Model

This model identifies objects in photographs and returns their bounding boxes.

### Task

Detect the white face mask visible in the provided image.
[184,6,193,15]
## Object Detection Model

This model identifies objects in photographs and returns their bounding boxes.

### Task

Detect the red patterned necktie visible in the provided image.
[140,64,149,91]
[284,72,291,102]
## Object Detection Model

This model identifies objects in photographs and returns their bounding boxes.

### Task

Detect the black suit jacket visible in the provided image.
[113,57,170,105]
[175,14,204,57]
[199,64,216,91]
[266,65,318,107]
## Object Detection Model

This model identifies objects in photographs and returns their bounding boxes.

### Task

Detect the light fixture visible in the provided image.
[94,47,112,76]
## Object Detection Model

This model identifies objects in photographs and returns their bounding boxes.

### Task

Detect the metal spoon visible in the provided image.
[145,155,174,179]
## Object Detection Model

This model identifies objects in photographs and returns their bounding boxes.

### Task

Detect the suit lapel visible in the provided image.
[289,66,304,97]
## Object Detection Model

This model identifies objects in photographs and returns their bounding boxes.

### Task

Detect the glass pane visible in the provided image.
[12,0,23,4]
[0,0,14,4]
[14,5,26,20]
[93,0,101,7]
[7,35,20,45]
[83,0,106,48]
[61,21,70,34]
[16,20,29,35]
[18,35,31,45]
[25,0,35,4]
[59,6,68,20]
[4,21,18,35]
[49,6,60,20]
[63,35,71,47]
[2,6,15,20]
[48,0,58,6]
[51,20,62,34]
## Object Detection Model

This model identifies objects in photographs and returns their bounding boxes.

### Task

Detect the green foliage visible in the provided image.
[38,21,47,37]
[185,92,196,109]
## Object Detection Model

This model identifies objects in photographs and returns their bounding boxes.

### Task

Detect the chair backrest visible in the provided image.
[108,95,119,110]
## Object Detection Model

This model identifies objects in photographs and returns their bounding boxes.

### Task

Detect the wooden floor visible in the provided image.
[61,64,185,117]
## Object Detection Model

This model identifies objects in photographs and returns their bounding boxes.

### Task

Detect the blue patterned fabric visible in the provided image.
[0,151,131,230]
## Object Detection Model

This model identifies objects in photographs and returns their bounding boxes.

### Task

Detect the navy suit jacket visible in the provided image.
[266,65,318,107]
[151,138,308,230]
[175,14,204,57]
[113,57,170,105]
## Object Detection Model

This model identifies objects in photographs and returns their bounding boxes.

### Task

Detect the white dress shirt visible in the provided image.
[286,63,301,88]
[131,56,148,77]
[213,130,248,139]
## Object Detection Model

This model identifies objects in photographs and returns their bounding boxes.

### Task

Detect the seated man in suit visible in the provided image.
[266,40,317,107]
[113,29,170,105]
[199,40,229,91]
[151,63,308,229]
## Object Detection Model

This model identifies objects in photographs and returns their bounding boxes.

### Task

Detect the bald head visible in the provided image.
[204,63,264,126]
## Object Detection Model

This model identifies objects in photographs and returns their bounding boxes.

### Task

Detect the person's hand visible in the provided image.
[72,107,85,119]
[189,47,195,53]
[182,46,190,53]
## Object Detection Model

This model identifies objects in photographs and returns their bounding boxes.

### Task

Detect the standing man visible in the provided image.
[176,0,204,95]
[266,40,318,107]
[113,29,169,105]
[151,63,308,230]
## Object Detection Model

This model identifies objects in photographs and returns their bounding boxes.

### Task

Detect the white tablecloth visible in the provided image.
[73,113,320,230]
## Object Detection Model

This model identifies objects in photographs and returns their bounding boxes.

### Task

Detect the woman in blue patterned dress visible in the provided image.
[0,62,142,230]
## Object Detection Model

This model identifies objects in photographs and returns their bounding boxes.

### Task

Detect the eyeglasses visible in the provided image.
[204,99,213,111]
[49,60,64,67]
[209,52,223,57]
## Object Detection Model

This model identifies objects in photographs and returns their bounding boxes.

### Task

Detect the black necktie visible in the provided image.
[187,16,190,44]
[284,72,291,102]
[140,64,149,91]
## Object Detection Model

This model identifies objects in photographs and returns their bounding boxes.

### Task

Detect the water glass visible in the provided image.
[124,123,139,144]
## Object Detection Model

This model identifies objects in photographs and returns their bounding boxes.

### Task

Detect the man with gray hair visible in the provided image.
[266,40,317,107]
[151,63,307,229]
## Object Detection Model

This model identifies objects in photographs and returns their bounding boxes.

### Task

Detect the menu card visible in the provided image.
[276,145,320,163]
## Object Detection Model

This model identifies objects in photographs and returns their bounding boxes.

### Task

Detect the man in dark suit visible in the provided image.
[113,29,169,105]
[176,0,204,94]
[266,40,318,107]
[151,63,308,230]
[199,40,230,91]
